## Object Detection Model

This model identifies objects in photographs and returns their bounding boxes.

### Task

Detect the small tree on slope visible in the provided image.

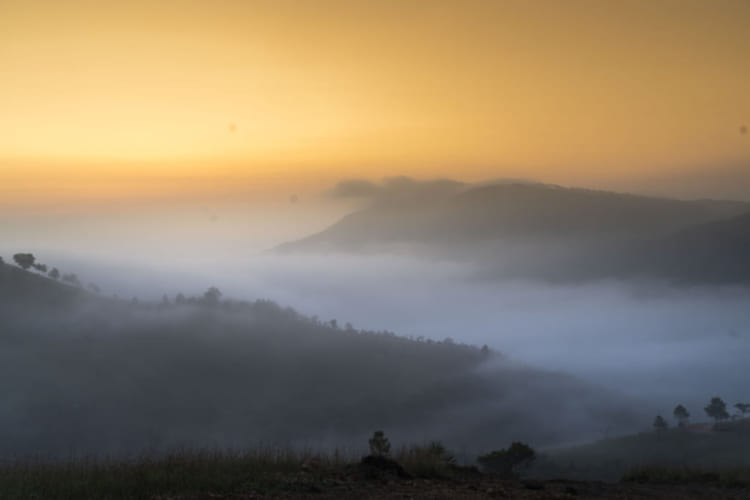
[705,397,730,427]
[673,404,690,427]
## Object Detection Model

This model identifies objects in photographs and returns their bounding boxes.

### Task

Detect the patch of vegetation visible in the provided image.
[394,441,461,478]
[0,448,350,500]
[623,465,750,488]
[477,442,536,478]
[533,417,750,481]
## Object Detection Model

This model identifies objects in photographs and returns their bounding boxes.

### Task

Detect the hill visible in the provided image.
[629,210,750,284]
[276,183,748,253]
[275,182,750,284]
[534,418,750,482]
[0,261,639,458]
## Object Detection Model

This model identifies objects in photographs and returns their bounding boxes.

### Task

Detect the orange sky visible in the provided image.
[1,0,749,205]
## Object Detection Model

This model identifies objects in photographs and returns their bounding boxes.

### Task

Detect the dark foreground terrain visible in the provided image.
[2,449,748,500]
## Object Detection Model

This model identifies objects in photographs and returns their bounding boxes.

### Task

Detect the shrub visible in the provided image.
[477,442,535,477]
[395,441,456,478]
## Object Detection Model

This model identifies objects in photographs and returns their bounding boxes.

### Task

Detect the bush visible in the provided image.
[395,441,456,478]
[477,442,536,477]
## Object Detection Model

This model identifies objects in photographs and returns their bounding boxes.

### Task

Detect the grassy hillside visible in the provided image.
[0,261,639,458]
[0,441,746,499]
[534,419,750,481]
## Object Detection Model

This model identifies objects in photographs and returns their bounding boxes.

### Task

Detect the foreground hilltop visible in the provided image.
[0,445,746,499]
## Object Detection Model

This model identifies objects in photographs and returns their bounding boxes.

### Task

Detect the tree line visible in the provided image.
[2,252,98,292]
[653,397,750,431]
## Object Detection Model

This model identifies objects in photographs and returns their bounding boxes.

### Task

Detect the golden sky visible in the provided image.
[1,0,749,204]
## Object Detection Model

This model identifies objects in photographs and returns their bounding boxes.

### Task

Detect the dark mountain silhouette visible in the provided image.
[277,183,747,251]
[624,210,750,284]
[0,260,639,458]
[275,182,750,283]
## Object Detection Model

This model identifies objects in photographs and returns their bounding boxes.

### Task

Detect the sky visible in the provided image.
[1,0,750,208]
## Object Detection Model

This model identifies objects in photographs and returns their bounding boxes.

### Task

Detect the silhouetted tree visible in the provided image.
[48,268,60,280]
[88,283,101,294]
[673,404,690,427]
[705,397,730,426]
[368,430,391,457]
[329,319,338,329]
[0,256,4,265]
[203,287,222,305]
[653,415,668,432]
[477,442,536,477]
[32,263,48,273]
[481,344,490,356]
[735,403,750,417]
[175,293,186,304]
[13,253,35,270]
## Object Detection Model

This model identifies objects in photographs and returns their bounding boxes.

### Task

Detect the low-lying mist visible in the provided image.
[1,193,748,460]
[8,245,749,421]
[1,263,644,460]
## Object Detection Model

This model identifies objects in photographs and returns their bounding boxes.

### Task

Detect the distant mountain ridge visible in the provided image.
[277,183,749,252]
[275,182,750,284]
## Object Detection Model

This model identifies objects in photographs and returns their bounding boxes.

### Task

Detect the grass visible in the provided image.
[393,441,467,479]
[0,448,351,500]
[623,465,750,488]
[0,443,468,500]
[532,418,750,481]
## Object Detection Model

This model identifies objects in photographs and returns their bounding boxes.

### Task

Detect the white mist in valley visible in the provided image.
[4,201,747,425]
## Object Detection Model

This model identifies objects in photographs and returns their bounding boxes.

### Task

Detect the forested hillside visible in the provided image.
[0,261,639,458]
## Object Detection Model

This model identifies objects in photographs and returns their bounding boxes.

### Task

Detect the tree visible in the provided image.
[175,293,186,304]
[735,403,750,417]
[13,253,35,270]
[48,268,60,280]
[32,263,48,273]
[0,256,4,265]
[704,397,730,426]
[673,404,690,427]
[368,430,391,457]
[203,287,222,305]
[653,415,668,432]
[88,283,101,294]
[477,442,536,477]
